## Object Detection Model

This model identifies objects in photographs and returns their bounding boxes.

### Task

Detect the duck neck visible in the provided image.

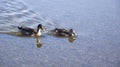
[36,28,42,36]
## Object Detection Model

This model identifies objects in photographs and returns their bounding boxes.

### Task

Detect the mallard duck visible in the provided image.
[51,28,76,37]
[18,24,44,37]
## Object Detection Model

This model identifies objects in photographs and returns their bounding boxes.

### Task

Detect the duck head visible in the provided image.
[69,29,76,37]
[37,24,44,30]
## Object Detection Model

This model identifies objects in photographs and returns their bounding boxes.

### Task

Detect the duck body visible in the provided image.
[18,24,44,37]
[51,28,76,37]
[18,27,36,36]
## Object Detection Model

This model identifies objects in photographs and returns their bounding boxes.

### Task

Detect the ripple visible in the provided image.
[0,0,57,33]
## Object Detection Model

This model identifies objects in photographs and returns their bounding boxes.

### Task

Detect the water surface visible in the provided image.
[0,0,120,67]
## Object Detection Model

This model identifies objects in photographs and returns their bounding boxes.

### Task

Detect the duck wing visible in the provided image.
[18,27,36,36]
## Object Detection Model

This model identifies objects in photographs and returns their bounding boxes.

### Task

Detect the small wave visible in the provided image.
[0,0,57,33]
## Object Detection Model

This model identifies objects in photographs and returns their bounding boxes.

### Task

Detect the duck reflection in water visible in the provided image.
[36,37,42,48]
[68,36,76,43]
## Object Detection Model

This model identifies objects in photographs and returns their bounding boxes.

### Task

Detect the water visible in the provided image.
[0,0,120,67]
[0,0,57,33]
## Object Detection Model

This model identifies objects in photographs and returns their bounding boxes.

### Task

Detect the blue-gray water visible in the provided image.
[0,0,120,67]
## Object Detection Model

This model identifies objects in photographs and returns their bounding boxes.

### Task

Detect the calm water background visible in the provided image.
[0,0,120,67]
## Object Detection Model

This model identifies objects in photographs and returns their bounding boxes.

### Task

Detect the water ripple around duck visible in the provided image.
[0,0,57,33]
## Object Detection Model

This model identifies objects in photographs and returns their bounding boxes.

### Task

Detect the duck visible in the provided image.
[51,28,76,37]
[18,24,44,37]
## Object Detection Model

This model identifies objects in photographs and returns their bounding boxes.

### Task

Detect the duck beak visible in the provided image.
[41,26,44,30]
